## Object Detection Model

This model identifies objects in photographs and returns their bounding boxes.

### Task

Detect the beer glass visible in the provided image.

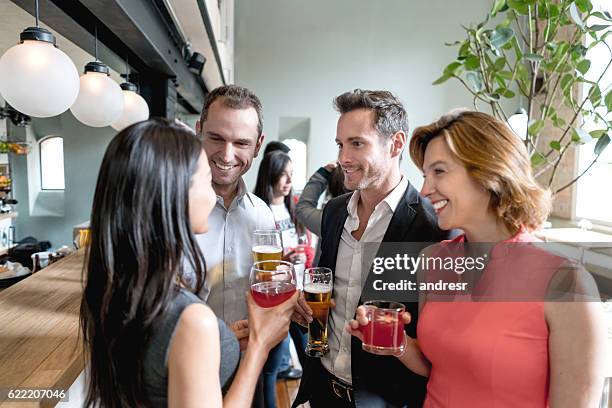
[303,267,333,357]
[252,229,282,270]
[250,260,296,308]
[360,300,405,355]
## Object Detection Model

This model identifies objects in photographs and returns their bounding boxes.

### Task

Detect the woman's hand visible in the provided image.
[324,161,338,172]
[246,290,298,353]
[229,319,249,352]
[283,249,307,264]
[345,305,412,342]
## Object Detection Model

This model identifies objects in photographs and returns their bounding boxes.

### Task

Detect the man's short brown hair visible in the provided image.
[333,89,409,141]
[200,85,264,137]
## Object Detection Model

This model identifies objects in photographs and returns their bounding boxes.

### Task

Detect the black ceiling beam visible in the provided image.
[8,0,204,114]
[77,0,204,111]
[8,0,143,79]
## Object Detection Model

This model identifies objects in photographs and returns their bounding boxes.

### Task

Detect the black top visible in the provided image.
[143,288,240,407]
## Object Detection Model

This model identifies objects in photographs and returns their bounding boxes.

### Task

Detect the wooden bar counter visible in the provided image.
[0,250,85,407]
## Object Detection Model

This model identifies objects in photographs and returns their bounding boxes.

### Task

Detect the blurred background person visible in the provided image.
[254,149,314,408]
[296,161,349,265]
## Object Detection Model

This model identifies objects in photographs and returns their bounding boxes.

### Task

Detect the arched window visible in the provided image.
[39,136,65,190]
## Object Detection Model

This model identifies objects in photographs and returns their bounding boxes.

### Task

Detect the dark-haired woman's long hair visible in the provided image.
[253,150,304,234]
[80,118,206,407]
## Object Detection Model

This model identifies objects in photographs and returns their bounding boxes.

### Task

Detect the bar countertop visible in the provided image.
[0,250,85,408]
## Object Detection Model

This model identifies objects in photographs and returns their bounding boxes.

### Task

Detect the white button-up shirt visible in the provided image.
[321,176,408,384]
[195,178,276,323]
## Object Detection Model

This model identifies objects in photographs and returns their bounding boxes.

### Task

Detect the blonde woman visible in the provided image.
[347,110,607,407]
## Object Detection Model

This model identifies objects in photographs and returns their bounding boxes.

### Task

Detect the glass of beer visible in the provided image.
[360,300,405,356]
[250,260,296,308]
[252,229,283,270]
[303,267,333,357]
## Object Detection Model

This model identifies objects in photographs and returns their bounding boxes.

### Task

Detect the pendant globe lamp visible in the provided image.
[0,0,79,118]
[111,82,149,131]
[70,27,123,127]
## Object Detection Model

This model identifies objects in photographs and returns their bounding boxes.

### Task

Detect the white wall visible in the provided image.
[235,0,502,190]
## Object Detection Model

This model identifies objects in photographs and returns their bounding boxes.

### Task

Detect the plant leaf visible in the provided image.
[432,74,452,85]
[492,0,508,16]
[573,127,593,144]
[590,129,607,139]
[508,0,530,15]
[464,55,481,70]
[531,152,546,167]
[560,73,574,91]
[605,90,612,111]
[466,72,484,92]
[590,84,602,106]
[443,61,463,76]
[569,3,585,29]
[574,0,592,13]
[528,119,545,136]
[589,24,611,31]
[523,53,544,62]
[550,140,562,151]
[490,27,515,49]
[594,134,610,155]
[576,59,591,75]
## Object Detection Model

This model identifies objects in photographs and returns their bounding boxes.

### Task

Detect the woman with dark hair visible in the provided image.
[253,150,314,267]
[80,118,296,408]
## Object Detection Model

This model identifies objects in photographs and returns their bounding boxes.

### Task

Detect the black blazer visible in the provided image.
[293,181,450,408]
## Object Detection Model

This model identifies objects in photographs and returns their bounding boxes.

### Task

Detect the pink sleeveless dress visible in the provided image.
[417,230,565,407]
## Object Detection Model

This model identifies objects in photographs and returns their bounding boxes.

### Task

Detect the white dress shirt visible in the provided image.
[195,178,276,323]
[321,176,408,384]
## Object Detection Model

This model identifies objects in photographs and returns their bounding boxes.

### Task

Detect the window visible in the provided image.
[575,0,612,224]
[282,138,307,191]
[39,136,65,190]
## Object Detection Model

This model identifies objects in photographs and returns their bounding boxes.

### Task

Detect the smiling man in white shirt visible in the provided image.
[292,89,449,408]
[194,85,276,324]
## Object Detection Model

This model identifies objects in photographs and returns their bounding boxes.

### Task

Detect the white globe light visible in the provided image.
[111,85,149,131]
[70,65,124,127]
[0,39,79,118]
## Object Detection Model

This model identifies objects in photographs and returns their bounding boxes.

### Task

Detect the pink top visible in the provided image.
[417,230,566,408]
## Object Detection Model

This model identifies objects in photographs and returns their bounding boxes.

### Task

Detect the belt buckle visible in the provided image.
[331,379,352,403]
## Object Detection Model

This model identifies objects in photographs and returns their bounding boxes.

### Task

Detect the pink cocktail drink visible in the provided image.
[360,301,406,355]
[251,281,296,307]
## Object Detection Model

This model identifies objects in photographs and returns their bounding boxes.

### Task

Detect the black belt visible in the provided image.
[321,366,354,403]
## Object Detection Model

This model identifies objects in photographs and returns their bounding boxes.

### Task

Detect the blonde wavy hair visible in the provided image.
[409,110,551,234]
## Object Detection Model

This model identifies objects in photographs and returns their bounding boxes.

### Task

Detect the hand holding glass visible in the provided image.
[303,267,333,357]
[250,260,296,308]
[359,300,406,356]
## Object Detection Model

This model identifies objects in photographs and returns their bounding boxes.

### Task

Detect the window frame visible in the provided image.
[39,135,66,191]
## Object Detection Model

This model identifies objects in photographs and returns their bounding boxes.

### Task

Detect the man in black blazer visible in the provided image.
[292,89,449,408]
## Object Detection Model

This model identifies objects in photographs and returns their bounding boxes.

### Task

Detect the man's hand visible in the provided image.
[291,290,335,326]
[229,319,249,351]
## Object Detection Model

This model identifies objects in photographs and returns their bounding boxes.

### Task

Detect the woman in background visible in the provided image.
[253,150,314,408]
[81,118,296,408]
[296,161,348,265]
[347,110,606,407]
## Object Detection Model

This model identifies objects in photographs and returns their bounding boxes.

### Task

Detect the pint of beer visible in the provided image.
[252,230,282,271]
[303,267,333,357]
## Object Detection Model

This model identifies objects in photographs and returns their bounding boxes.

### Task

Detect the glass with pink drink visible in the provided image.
[360,300,405,355]
[250,260,296,307]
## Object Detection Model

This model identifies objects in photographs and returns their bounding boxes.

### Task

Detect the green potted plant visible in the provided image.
[434,0,611,194]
